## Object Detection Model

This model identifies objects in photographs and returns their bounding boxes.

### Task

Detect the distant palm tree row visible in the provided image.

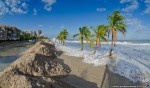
[57,29,69,45]
[57,10,127,56]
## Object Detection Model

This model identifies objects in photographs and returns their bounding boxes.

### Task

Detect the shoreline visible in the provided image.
[0,40,150,88]
[0,42,32,72]
[0,41,34,49]
[56,41,150,84]
[55,49,150,88]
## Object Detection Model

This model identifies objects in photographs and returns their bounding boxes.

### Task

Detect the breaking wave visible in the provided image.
[66,40,150,46]
[55,40,150,83]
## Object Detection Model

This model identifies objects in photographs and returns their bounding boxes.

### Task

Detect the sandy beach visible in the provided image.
[0,0,150,87]
[55,50,150,88]
[0,39,150,88]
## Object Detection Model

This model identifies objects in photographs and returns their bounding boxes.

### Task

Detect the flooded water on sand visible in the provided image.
[0,44,33,72]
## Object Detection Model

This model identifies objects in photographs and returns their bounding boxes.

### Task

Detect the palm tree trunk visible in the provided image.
[63,40,65,45]
[81,44,83,50]
[97,38,101,47]
[110,27,114,56]
[61,40,62,44]
[93,41,97,54]
[81,37,84,51]
[113,29,116,47]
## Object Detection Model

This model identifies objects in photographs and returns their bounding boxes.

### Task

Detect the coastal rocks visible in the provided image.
[0,40,72,88]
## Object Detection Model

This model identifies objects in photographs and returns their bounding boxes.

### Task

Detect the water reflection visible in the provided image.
[0,44,32,71]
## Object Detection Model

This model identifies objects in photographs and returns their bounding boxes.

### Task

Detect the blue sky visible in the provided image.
[0,0,150,40]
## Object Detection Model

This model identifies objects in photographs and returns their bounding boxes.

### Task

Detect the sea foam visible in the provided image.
[55,41,150,83]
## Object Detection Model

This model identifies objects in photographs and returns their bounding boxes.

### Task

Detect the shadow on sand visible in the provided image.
[55,50,150,88]
[62,74,98,88]
[100,65,149,88]
[56,50,63,57]
[55,55,98,88]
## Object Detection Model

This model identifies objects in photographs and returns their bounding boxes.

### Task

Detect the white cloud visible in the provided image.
[38,25,43,27]
[42,0,56,11]
[126,18,148,32]
[96,8,106,12]
[144,0,150,14]
[123,13,133,17]
[22,2,28,8]
[0,1,9,16]
[144,6,150,14]
[0,0,57,16]
[33,8,37,15]
[11,7,27,14]
[0,0,28,16]
[120,0,139,12]
[144,0,150,4]
[60,24,65,29]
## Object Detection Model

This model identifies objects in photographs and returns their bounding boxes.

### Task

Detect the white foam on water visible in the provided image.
[56,43,89,57]
[66,40,150,46]
[55,42,150,83]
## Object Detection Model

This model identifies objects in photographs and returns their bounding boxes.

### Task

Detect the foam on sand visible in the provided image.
[55,41,150,83]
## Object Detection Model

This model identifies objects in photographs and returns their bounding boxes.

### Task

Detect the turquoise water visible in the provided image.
[0,45,32,71]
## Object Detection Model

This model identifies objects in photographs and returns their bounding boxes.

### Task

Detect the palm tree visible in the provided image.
[56,33,62,44]
[73,26,91,50]
[108,10,127,56]
[91,25,108,54]
[57,29,69,45]
[62,29,69,45]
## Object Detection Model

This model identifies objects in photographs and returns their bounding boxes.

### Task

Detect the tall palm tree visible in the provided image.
[91,25,108,54]
[57,29,69,45]
[108,10,127,56]
[56,33,62,44]
[62,29,69,45]
[73,26,91,50]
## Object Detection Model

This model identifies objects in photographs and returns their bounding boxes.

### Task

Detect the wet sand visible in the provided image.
[55,50,149,88]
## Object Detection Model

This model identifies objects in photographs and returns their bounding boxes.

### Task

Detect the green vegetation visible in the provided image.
[56,10,127,56]
[40,36,49,39]
[73,26,91,50]
[57,29,69,45]
[19,31,36,41]
[91,25,109,54]
[108,10,127,56]
[19,30,48,42]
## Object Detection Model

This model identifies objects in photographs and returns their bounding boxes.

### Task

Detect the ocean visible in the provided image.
[55,39,150,83]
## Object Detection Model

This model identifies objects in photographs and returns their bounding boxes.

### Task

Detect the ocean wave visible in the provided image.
[66,40,150,46]
[55,42,150,83]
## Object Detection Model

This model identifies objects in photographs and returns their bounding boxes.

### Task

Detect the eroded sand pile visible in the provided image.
[0,39,74,88]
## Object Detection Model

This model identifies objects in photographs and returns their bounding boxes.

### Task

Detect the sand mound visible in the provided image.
[5,53,70,77]
[23,41,56,57]
[0,40,74,88]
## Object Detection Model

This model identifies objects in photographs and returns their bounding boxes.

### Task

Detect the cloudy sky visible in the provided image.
[0,0,150,40]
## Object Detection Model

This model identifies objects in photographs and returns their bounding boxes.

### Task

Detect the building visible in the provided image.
[24,30,33,36]
[0,25,21,40]
[36,30,42,38]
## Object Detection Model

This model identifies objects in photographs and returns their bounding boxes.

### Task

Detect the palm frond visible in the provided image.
[73,33,80,38]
